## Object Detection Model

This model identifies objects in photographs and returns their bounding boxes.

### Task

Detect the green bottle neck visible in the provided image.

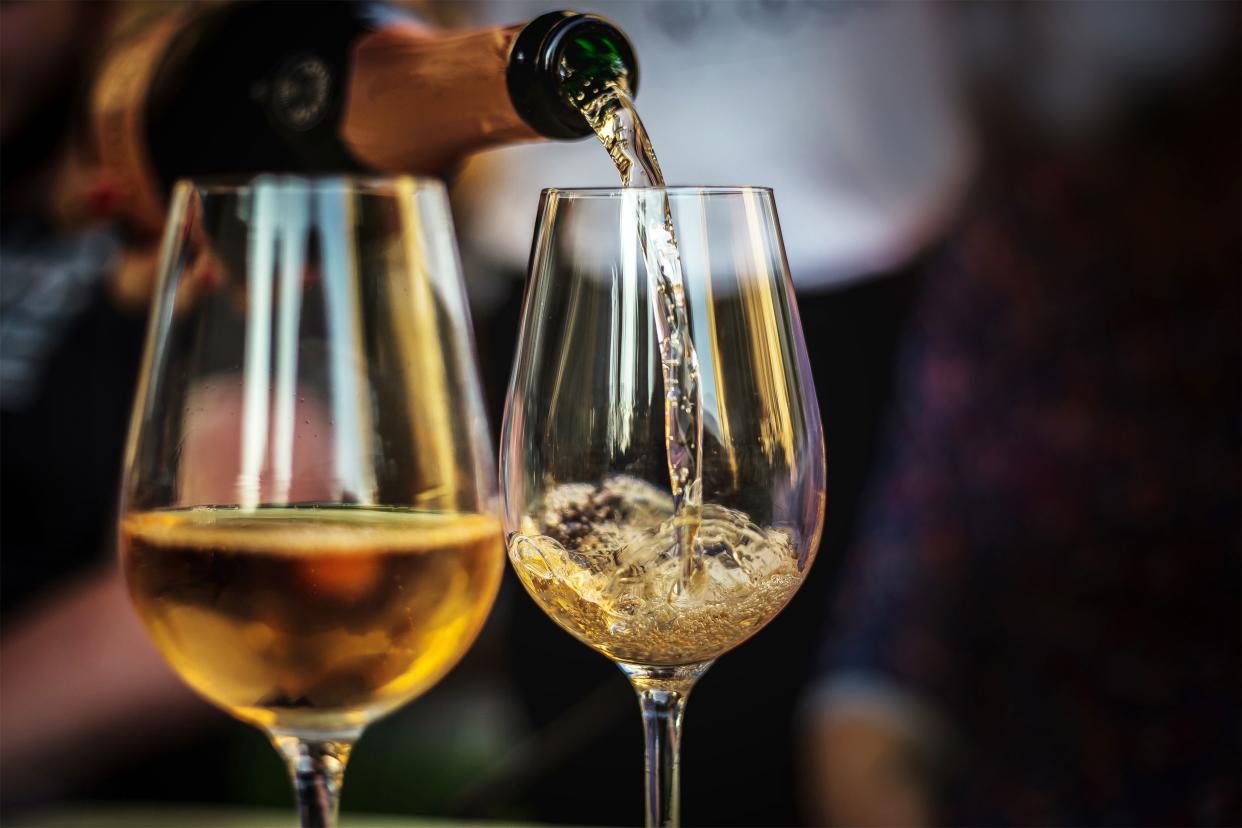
[506,11,638,140]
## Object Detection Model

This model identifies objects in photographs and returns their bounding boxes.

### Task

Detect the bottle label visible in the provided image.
[91,9,188,235]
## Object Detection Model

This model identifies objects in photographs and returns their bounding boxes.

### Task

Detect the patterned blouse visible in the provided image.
[820,87,1240,825]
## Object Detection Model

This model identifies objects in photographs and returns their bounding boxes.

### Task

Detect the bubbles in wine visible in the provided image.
[509,476,805,665]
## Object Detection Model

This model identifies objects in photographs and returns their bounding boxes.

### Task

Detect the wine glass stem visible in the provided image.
[639,686,687,828]
[623,662,711,828]
[272,734,354,828]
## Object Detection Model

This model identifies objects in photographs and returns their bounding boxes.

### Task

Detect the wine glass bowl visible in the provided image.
[119,176,503,826]
[503,186,824,668]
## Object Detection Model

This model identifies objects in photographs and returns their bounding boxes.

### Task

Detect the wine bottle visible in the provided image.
[90,2,637,232]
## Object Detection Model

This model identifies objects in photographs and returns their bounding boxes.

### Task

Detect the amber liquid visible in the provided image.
[122,507,503,736]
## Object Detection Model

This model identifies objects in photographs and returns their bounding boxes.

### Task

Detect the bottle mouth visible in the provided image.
[507,11,639,140]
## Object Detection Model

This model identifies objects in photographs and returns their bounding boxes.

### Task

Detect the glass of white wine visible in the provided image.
[119,176,504,827]
[501,186,825,827]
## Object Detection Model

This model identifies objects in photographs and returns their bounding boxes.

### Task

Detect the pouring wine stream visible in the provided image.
[579,75,705,594]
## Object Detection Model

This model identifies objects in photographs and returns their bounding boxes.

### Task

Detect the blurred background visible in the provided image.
[1,1,1238,826]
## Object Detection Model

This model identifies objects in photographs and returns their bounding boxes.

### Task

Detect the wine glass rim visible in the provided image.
[542,185,774,198]
[177,174,447,195]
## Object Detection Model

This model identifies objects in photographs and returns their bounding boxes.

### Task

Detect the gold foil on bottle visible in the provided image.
[341,22,539,174]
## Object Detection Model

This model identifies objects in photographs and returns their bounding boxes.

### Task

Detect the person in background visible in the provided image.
[0,0,213,808]
[806,4,1240,825]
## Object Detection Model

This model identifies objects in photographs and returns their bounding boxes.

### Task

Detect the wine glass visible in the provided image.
[501,186,825,826]
[119,176,503,827]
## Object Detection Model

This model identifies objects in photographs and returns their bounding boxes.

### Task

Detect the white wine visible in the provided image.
[508,477,810,666]
[122,507,503,736]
